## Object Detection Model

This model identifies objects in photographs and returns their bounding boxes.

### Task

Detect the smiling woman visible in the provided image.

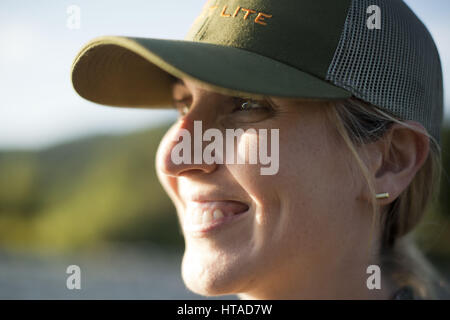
[70,0,448,299]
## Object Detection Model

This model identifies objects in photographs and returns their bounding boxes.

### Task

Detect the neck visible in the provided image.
[237,248,396,299]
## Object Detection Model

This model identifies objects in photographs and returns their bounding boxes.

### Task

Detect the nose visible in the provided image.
[156,115,219,177]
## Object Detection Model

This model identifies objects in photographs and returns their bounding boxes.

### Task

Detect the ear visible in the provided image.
[361,121,430,205]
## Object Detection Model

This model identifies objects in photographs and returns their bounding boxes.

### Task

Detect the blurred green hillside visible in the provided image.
[0,123,183,253]
[0,123,449,257]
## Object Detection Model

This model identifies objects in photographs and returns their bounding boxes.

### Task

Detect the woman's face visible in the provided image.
[156,78,376,298]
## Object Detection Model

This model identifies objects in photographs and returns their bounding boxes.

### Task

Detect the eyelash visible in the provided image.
[173,97,271,116]
[232,98,271,113]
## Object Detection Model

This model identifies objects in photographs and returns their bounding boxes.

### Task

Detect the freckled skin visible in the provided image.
[155,78,394,299]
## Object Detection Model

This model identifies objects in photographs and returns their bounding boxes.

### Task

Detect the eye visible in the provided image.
[232,98,271,113]
[172,98,191,116]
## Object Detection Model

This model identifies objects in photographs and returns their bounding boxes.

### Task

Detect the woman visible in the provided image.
[71,0,448,299]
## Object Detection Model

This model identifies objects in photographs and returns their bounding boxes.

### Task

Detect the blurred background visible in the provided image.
[0,0,449,299]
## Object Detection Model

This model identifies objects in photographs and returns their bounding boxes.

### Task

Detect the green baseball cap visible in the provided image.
[71,0,443,144]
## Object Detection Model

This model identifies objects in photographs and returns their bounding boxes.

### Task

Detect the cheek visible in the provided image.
[229,131,281,205]
[225,123,334,224]
[268,121,358,250]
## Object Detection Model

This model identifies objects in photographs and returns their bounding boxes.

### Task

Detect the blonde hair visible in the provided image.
[325,97,447,299]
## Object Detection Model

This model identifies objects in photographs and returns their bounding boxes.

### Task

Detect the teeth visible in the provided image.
[213,209,224,220]
[187,208,226,226]
[202,210,213,224]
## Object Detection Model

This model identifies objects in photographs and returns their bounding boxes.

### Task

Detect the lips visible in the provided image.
[183,200,249,232]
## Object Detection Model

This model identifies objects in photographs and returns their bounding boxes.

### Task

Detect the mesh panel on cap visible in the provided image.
[326,0,443,145]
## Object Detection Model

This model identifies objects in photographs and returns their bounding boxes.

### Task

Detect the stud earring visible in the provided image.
[375,192,389,199]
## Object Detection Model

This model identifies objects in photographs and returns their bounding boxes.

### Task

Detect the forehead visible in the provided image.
[171,77,204,94]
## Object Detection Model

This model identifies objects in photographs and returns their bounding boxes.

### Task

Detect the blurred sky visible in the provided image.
[0,0,449,150]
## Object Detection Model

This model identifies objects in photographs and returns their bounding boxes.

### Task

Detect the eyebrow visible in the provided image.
[173,77,186,87]
[171,78,189,104]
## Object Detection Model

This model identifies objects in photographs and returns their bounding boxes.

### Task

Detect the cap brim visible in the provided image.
[71,36,351,108]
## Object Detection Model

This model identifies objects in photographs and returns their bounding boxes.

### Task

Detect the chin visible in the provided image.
[181,249,248,297]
